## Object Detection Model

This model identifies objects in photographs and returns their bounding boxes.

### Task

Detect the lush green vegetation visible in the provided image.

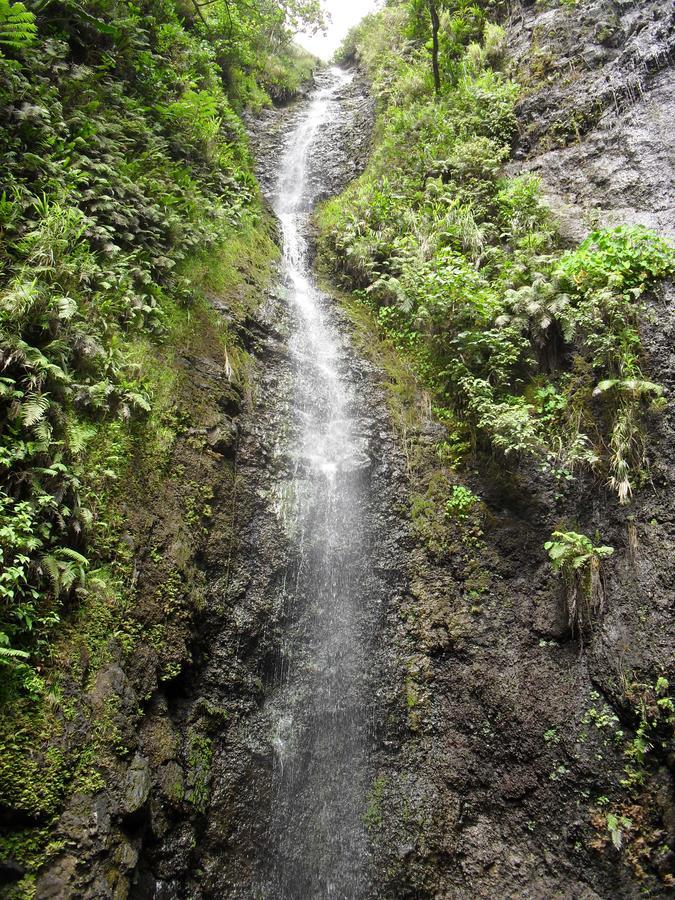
[0,0,318,684]
[0,0,313,889]
[320,0,674,506]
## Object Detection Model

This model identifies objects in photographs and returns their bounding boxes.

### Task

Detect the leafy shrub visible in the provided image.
[556,226,675,297]
[551,228,675,500]
[165,89,223,150]
[445,484,479,519]
[319,10,674,498]
[497,175,553,248]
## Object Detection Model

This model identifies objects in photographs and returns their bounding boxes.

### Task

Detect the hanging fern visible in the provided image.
[0,0,37,52]
[0,645,30,662]
[18,391,50,428]
[40,547,88,596]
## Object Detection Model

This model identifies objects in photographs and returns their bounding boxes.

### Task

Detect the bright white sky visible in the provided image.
[297,0,382,61]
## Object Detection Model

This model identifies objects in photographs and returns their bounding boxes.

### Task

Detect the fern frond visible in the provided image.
[125,391,151,413]
[19,392,50,428]
[0,1,37,52]
[56,547,89,566]
[67,422,96,455]
[55,295,77,320]
[41,554,61,590]
[0,646,30,662]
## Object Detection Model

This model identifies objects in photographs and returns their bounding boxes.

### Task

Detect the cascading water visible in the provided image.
[260,67,376,899]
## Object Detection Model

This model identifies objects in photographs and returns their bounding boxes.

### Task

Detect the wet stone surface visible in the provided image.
[134,68,411,898]
[133,50,675,900]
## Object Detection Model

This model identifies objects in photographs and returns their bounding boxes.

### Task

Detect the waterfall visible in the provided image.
[261,67,375,899]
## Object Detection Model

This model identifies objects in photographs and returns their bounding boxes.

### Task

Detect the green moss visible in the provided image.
[186,729,213,814]
[363,775,388,831]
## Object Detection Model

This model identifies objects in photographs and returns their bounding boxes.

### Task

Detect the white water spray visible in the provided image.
[262,67,374,899]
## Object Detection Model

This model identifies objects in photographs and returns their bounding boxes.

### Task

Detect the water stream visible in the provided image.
[261,67,375,899]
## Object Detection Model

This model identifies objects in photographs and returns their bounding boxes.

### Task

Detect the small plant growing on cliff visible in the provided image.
[621,675,675,791]
[606,812,633,850]
[544,530,614,638]
[363,775,388,830]
[186,729,213,814]
[445,484,479,520]
[593,378,665,504]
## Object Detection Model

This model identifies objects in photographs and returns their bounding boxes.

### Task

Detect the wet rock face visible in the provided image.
[124,56,673,899]
[246,69,375,202]
[506,0,675,240]
[25,283,249,897]
[358,5,675,898]
[131,69,396,897]
[122,756,152,820]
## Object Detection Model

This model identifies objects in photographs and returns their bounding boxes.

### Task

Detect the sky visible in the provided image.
[297,0,382,61]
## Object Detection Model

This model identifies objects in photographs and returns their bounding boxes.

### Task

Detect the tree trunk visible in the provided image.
[428,0,441,95]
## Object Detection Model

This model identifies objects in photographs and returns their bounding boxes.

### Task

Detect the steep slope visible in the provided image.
[0,2,318,896]
[507,0,674,241]
[316,1,675,896]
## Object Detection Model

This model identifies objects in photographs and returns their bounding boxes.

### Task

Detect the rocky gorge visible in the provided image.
[0,1,674,898]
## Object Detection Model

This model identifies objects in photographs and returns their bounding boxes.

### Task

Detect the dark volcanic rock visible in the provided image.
[506,0,675,241]
[122,755,152,819]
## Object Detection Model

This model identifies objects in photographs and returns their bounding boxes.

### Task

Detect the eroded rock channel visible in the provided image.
[134,68,408,898]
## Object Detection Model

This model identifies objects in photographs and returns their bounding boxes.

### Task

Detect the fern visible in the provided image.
[123,390,152,414]
[56,547,88,566]
[18,392,50,428]
[0,631,29,664]
[55,295,77,321]
[0,0,36,52]
[545,531,614,637]
[40,548,88,596]
[593,378,664,399]
[0,646,29,662]
[67,421,96,455]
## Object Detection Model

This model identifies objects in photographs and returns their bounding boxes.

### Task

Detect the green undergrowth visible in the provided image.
[0,216,279,890]
[0,0,305,676]
[0,0,290,883]
[322,2,675,508]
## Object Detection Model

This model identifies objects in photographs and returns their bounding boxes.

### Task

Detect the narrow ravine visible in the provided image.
[5,4,675,899]
[260,66,379,898]
[136,67,407,898]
